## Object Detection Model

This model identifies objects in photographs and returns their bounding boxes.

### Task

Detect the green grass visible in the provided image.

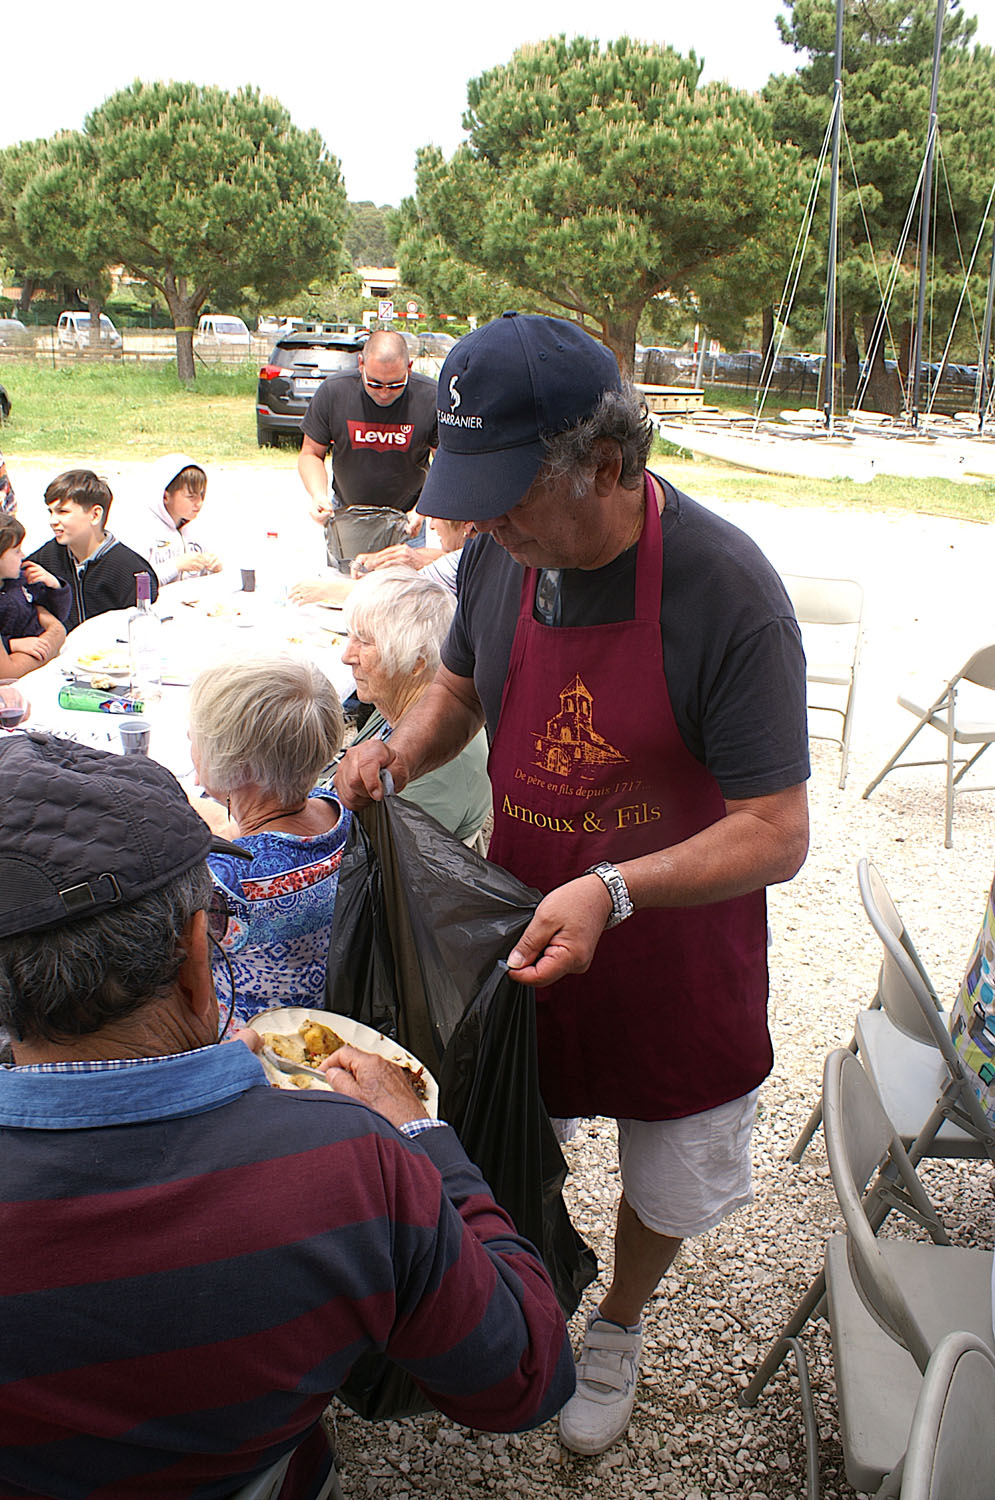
[0,359,279,463]
[1,359,993,523]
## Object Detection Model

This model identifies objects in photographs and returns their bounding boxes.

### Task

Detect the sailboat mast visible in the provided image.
[910,0,947,427]
[822,0,844,433]
[978,217,995,436]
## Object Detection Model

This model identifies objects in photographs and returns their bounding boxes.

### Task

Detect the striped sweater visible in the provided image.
[0,1045,573,1498]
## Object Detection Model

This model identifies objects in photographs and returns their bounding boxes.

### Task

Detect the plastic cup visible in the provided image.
[119,719,152,755]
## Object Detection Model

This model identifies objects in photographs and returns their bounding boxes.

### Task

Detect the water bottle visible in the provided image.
[128,572,162,700]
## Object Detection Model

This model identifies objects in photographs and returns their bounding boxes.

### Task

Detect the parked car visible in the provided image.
[196,314,251,347]
[0,318,30,348]
[413,331,457,358]
[255,325,369,447]
[56,311,123,351]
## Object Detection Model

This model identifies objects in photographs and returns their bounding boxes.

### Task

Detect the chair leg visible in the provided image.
[789,1030,861,1163]
[945,706,956,848]
[739,1269,828,1407]
[862,706,936,801]
[951,740,993,787]
[788,1097,824,1163]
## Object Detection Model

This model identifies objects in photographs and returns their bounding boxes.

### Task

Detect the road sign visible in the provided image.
[406,300,419,314]
[378,299,394,322]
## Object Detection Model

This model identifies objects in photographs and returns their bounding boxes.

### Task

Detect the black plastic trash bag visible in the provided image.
[326,795,597,1422]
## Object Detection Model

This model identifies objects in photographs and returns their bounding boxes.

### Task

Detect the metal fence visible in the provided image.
[0,328,270,366]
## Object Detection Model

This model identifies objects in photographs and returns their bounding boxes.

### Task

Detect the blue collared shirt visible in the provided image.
[0,1044,265,1129]
[0,1044,446,1137]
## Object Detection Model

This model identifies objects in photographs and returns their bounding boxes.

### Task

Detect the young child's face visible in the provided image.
[47,499,104,551]
[164,483,206,525]
[0,543,23,580]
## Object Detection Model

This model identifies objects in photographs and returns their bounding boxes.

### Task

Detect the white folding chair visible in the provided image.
[782,573,864,788]
[862,644,995,846]
[789,855,945,1165]
[901,1331,995,1500]
[855,858,995,1167]
[822,1049,995,1498]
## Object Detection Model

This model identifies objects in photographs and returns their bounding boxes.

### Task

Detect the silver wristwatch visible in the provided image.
[583,862,634,929]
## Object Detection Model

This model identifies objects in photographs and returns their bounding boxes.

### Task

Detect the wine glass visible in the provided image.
[0,681,28,731]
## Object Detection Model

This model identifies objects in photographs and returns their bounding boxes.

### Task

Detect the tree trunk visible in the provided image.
[860,311,903,416]
[163,272,199,383]
[599,312,641,382]
[17,279,37,315]
[86,288,104,354]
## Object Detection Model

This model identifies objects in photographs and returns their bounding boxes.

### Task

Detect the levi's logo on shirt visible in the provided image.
[346,420,414,452]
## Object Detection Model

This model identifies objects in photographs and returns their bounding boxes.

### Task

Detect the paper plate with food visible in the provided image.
[252,1007,438,1115]
[69,650,133,687]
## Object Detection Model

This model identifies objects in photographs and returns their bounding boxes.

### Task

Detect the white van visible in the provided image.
[57,311,123,351]
[196,314,251,347]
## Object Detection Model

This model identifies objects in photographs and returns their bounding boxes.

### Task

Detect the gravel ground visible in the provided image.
[10,455,995,1497]
[328,734,995,1500]
[324,485,995,1500]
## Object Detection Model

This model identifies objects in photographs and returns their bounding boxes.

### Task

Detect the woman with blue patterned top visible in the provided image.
[188,653,350,1029]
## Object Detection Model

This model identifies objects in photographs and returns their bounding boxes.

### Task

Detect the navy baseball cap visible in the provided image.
[418,312,621,522]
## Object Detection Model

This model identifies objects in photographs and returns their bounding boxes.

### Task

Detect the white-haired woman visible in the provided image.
[188,652,349,1024]
[340,567,491,843]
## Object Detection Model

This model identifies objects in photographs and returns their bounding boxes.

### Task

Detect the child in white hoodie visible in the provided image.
[144,454,221,584]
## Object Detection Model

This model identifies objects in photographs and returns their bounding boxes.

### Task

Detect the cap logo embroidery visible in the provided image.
[449,375,461,410]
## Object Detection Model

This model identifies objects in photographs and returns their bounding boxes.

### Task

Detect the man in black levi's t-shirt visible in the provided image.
[298,330,438,571]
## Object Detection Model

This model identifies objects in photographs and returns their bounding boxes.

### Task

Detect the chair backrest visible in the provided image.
[960,645,995,692]
[823,1048,936,1372]
[782,574,863,629]
[858,859,943,1045]
[901,1331,995,1500]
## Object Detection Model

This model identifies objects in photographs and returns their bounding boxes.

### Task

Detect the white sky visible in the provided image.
[3,0,993,207]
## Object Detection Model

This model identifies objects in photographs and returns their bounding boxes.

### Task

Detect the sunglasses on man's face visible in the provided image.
[363,373,408,391]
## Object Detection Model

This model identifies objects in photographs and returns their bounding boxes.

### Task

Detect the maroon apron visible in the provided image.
[486,478,772,1120]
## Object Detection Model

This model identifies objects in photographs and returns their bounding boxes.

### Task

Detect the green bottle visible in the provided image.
[58,686,146,715]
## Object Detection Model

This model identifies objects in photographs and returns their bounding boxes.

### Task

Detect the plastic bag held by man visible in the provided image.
[326,795,597,1421]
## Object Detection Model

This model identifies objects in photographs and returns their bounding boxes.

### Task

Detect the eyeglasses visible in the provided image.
[207,887,229,943]
[206,888,237,1041]
[363,374,408,391]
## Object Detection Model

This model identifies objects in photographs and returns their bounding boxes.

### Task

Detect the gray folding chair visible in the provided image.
[855,858,995,1167]
[901,1331,995,1500]
[783,574,864,788]
[788,855,943,1165]
[742,1053,949,1422]
[862,644,995,846]
[822,1049,995,1498]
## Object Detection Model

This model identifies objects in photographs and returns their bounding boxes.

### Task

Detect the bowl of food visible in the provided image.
[251,1007,438,1115]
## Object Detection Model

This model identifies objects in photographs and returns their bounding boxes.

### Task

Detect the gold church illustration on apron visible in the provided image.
[531,675,628,781]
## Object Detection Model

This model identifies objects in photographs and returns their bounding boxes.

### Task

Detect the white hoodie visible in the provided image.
[143,452,208,585]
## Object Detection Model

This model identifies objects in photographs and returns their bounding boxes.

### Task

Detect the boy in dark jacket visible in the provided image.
[0,515,71,654]
[27,470,159,632]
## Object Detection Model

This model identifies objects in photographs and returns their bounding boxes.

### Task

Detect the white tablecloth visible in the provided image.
[22,573,353,782]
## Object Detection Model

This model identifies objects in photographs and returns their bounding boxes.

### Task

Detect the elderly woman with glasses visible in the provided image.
[187,652,349,1028]
[339,566,491,844]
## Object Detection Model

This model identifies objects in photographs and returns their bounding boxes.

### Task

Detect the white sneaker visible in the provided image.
[558,1310,642,1456]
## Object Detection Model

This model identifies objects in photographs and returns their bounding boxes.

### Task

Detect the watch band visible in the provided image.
[583,861,634,929]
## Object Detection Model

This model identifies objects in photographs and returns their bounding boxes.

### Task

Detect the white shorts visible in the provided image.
[617,1088,760,1239]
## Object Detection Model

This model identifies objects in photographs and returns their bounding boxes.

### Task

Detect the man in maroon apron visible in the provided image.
[336,313,810,1456]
